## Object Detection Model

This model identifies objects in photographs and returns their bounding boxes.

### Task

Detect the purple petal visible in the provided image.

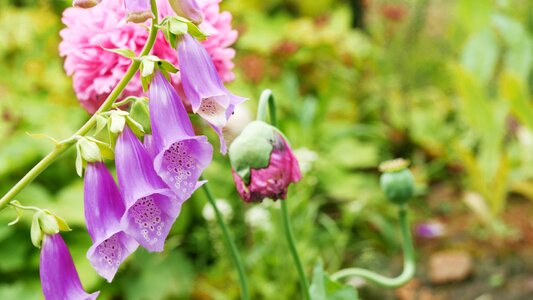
[168,0,204,24]
[40,234,100,300]
[124,0,154,23]
[86,231,138,282]
[149,72,195,143]
[121,193,181,252]
[153,136,212,203]
[149,71,213,201]
[84,162,139,281]
[143,134,158,160]
[84,162,125,243]
[115,126,180,252]
[178,34,247,153]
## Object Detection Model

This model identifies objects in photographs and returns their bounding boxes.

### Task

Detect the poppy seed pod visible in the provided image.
[379,159,414,205]
[229,121,301,203]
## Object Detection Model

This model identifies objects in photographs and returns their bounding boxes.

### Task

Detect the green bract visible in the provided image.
[380,168,414,205]
[229,121,278,184]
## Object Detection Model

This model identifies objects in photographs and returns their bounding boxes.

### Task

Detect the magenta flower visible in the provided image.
[124,0,154,23]
[149,71,213,202]
[178,33,247,153]
[84,162,139,282]
[115,126,180,252]
[229,121,302,203]
[40,234,100,300]
[60,0,238,113]
[168,0,204,24]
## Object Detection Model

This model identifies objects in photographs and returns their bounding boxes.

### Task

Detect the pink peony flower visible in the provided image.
[59,0,238,113]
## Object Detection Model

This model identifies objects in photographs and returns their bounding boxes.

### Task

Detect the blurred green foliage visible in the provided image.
[0,0,532,299]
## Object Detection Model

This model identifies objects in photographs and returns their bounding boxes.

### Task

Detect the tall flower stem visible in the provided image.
[200,178,250,300]
[257,90,311,300]
[330,204,416,287]
[0,0,160,212]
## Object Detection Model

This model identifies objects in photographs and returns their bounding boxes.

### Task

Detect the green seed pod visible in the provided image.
[379,159,414,205]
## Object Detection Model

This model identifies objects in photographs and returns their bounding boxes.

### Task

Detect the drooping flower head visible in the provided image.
[178,33,247,153]
[168,0,204,24]
[40,233,100,300]
[60,0,238,113]
[115,126,180,252]
[229,121,301,202]
[124,0,154,23]
[84,162,139,282]
[149,71,213,202]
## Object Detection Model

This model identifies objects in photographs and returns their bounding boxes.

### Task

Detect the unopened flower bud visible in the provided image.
[229,121,302,203]
[124,0,154,23]
[36,211,60,235]
[73,0,102,8]
[168,0,204,24]
[379,158,414,205]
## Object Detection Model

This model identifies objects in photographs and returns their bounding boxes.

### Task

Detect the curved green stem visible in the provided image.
[0,0,160,212]
[281,200,311,300]
[257,90,311,300]
[200,179,249,300]
[331,205,415,288]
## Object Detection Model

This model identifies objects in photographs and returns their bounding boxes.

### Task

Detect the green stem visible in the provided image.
[257,90,311,300]
[8,201,40,212]
[0,0,160,212]
[200,179,249,300]
[281,200,311,300]
[330,205,416,288]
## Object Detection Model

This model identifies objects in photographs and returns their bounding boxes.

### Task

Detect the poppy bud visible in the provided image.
[379,158,414,205]
[229,121,301,203]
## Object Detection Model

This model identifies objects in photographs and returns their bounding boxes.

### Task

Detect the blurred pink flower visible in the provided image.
[60,0,238,113]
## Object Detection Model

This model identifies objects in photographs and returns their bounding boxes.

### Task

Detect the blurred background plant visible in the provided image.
[1,0,533,299]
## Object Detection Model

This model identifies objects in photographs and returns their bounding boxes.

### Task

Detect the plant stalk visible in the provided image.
[0,0,160,212]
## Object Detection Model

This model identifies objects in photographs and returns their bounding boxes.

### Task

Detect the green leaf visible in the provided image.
[460,27,498,85]
[158,60,178,74]
[310,260,358,300]
[102,47,136,59]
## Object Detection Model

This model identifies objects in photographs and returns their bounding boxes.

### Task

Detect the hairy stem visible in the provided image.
[330,205,416,288]
[257,90,311,299]
[0,0,160,212]
[200,179,250,300]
